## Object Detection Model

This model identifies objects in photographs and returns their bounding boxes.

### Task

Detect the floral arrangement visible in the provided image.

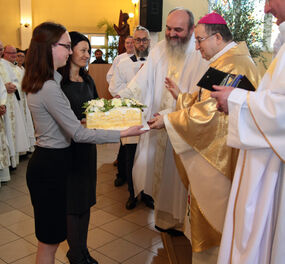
[83,98,146,113]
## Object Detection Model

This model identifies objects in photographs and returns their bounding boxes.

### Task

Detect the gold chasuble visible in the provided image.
[167,42,261,253]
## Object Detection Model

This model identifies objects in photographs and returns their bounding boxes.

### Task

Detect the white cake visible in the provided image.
[84,98,144,130]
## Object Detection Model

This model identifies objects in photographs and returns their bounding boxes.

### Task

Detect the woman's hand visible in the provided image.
[120,125,147,137]
[165,77,180,100]
[211,85,235,114]
[148,115,165,129]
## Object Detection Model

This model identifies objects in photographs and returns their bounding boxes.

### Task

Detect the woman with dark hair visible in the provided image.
[22,22,145,264]
[58,31,99,264]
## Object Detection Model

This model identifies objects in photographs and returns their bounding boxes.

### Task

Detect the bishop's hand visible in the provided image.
[148,115,165,129]
[165,77,180,100]
[211,85,234,114]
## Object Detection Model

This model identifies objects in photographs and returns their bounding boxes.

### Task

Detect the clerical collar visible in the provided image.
[130,55,147,62]
[209,41,237,63]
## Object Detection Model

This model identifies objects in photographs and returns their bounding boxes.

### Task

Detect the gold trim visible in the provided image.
[246,92,285,163]
[230,151,247,264]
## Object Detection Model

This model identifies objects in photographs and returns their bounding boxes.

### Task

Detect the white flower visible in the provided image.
[95,99,105,108]
[111,98,122,107]
[124,98,132,107]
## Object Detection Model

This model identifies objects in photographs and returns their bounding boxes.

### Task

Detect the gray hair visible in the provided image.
[134,25,150,39]
[168,7,194,30]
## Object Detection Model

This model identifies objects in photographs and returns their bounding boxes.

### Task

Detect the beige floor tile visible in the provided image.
[93,196,118,209]
[97,238,144,263]
[96,182,117,194]
[0,201,14,214]
[9,184,30,194]
[0,210,32,226]
[101,218,141,237]
[0,186,24,202]
[148,241,168,258]
[0,259,6,264]
[18,204,34,217]
[89,210,118,227]
[0,238,37,263]
[23,233,37,246]
[12,253,63,264]
[102,202,133,218]
[97,173,116,184]
[122,250,170,264]
[104,189,130,203]
[123,209,154,227]
[123,227,162,248]
[5,195,31,210]
[0,227,20,246]
[88,250,119,264]
[55,240,69,263]
[87,227,117,249]
[6,218,35,237]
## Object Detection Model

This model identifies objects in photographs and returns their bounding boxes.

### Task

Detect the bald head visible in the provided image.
[3,45,17,64]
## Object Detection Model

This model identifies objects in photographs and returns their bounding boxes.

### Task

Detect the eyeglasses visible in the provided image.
[134,38,149,44]
[195,33,216,45]
[55,43,71,51]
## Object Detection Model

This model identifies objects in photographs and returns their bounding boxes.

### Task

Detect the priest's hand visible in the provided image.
[120,125,147,137]
[165,77,180,100]
[0,105,6,116]
[5,82,16,94]
[148,115,165,129]
[211,85,234,114]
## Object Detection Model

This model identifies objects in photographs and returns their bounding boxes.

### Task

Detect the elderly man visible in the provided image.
[3,45,35,154]
[106,36,134,84]
[149,12,260,263]
[109,26,151,209]
[0,43,31,168]
[211,1,285,263]
[118,8,208,231]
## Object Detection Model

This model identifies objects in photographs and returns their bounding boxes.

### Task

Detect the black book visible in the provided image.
[197,67,255,92]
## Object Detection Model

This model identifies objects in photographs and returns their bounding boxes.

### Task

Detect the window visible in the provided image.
[85,33,119,63]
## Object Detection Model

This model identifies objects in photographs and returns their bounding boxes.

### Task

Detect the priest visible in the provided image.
[211,1,285,263]
[117,8,208,231]
[149,12,260,263]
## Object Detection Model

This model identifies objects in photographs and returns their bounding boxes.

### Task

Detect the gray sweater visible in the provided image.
[27,71,120,148]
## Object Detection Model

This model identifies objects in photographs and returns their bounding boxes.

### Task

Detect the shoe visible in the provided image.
[114,177,126,187]
[83,250,98,264]
[141,193,154,209]
[113,159,118,167]
[126,197,137,210]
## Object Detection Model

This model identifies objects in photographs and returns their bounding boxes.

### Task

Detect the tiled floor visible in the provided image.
[0,144,170,264]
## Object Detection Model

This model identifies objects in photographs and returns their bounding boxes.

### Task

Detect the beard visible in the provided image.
[135,46,149,58]
[165,33,191,60]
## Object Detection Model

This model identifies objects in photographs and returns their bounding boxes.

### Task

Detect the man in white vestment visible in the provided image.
[3,45,35,153]
[0,76,10,186]
[211,1,285,263]
[118,8,208,231]
[110,26,152,209]
[106,36,134,85]
[0,42,30,168]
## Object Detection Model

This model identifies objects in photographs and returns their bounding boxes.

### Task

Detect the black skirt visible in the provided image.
[66,141,97,214]
[26,146,72,244]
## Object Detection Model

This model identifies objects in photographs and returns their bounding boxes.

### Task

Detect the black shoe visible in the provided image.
[126,197,137,210]
[114,177,126,187]
[83,250,98,264]
[141,193,154,209]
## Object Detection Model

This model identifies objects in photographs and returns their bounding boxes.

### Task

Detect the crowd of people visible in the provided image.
[0,0,284,263]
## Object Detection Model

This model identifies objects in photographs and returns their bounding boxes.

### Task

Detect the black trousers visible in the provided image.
[117,142,137,198]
